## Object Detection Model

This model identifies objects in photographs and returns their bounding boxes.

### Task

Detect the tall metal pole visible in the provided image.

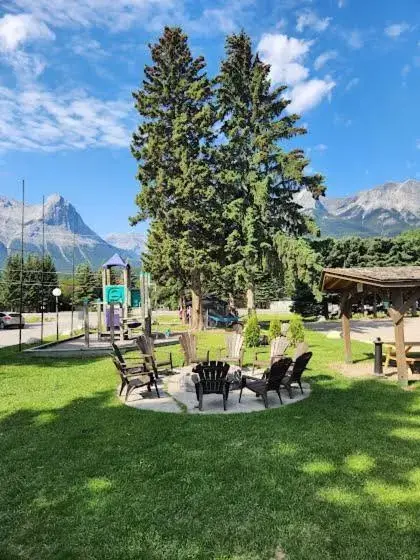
[55,295,59,341]
[71,224,75,335]
[18,180,25,351]
[40,195,45,343]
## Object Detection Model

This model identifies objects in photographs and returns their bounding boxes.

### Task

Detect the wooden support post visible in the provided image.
[391,289,408,386]
[84,301,89,348]
[341,292,352,364]
[109,303,115,344]
[119,305,124,341]
[97,302,102,341]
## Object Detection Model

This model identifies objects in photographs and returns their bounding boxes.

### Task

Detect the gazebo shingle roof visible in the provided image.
[322,266,420,291]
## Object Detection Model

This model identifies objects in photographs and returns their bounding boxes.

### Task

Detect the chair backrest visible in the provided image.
[225,333,244,359]
[293,342,309,362]
[232,322,244,334]
[290,352,312,383]
[136,334,155,357]
[179,332,197,365]
[266,357,293,390]
[112,343,125,365]
[111,355,127,380]
[281,323,290,336]
[270,337,289,360]
[192,361,230,394]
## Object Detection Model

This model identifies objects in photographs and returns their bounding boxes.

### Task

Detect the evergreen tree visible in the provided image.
[1,254,22,310]
[131,27,222,329]
[216,31,325,314]
[75,262,97,303]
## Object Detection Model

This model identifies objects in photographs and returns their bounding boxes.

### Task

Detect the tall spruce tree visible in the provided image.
[216,31,325,314]
[75,262,97,303]
[131,27,222,329]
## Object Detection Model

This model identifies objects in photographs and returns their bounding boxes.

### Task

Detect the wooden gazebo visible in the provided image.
[321,267,420,384]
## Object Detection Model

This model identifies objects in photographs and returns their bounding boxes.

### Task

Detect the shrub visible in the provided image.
[288,314,305,346]
[268,319,282,341]
[244,314,261,347]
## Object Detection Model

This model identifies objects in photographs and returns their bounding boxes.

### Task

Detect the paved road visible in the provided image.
[0,309,176,348]
[0,312,88,348]
[308,317,420,343]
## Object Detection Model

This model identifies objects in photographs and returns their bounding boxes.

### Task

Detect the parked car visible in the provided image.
[0,312,25,329]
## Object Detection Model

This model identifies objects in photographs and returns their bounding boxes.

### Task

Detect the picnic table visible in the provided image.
[383,341,420,371]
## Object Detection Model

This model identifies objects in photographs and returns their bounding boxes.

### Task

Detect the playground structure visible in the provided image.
[94,253,151,343]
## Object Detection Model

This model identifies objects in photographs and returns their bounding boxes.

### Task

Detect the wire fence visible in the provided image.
[0,183,141,349]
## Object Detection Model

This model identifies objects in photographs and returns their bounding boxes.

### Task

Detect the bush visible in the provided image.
[244,314,261,347]
[288,314,305,346]
[268,319,282,341]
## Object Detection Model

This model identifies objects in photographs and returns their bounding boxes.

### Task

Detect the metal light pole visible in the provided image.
[52,287,62,341]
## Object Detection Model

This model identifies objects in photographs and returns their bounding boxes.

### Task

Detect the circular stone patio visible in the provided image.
[121,365,311,414]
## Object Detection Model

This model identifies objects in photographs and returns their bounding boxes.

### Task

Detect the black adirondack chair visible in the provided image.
[280,352,312,398]
[192,361,231,411]
[111,355,160,402]
[239,357,293,408]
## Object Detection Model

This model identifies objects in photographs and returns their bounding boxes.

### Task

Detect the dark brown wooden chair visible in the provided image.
[280,352,312,398]
[179,332,209,365]
[192,361,231,411]
[112,343,145,375]
[239,357,293,408]
[136,335,173,378]
[111,355,160,402]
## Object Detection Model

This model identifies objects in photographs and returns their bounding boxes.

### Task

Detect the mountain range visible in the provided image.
[0,179,419,272]
[0,194,145,272]
[295,179,420,237]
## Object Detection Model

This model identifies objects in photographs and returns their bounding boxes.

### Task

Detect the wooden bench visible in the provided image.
[383,341,420,372]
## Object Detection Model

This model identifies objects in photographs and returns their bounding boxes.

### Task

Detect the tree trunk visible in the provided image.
[247,285,255,316]
[191,271,203,331]
[179,294,187,324]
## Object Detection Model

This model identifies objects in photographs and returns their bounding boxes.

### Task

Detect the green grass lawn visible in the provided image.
[0,331,419,560]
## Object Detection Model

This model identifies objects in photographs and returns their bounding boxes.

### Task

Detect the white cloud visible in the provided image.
[416,140,420,150]
[345,77,360,91]
[8,0,174,31]
[0,86,132,152]
[338,0,346,7]
[384,22,410,38]
[314,50,337,70]
[258,32,336,114]
[346,30,364,49]
[296,9,331,33]
[257,33,312,85]
[314,143,328,151]
[0,13,55,51]
[71,37,107,58]
[401,64,411,77]
[288,78,335,113]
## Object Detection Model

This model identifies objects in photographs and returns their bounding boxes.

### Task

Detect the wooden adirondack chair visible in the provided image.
[253,336,289,372]
[136,334,173,377]
[292,341,309,362]
[218,333,244,367]
[179,332,209,365]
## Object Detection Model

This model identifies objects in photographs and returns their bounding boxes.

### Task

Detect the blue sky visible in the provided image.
[0,0,419,237]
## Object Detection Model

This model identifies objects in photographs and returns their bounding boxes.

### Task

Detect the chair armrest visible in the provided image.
[243,374,263,381]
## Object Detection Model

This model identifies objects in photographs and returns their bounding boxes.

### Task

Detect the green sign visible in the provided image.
[131,289,141,308]
[105,285,125,305]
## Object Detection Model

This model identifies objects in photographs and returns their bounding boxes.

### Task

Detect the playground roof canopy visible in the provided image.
[321,266,420,292]
[102,253,130,269]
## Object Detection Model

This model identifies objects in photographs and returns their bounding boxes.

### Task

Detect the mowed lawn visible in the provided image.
[0,330,419,560]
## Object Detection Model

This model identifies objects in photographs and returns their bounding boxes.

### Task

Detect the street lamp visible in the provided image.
[52,287,62,341]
